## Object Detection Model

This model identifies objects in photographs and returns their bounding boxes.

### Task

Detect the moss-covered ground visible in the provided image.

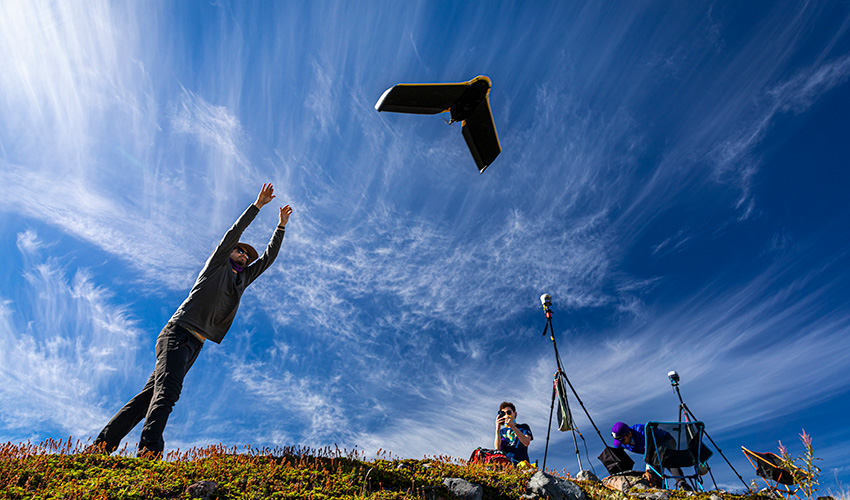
[0,439,775,500]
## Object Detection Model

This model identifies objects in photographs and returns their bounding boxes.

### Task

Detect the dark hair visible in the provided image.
[499,401,516,413]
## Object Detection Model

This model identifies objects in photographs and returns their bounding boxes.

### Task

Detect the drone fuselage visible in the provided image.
[449,77,491,123]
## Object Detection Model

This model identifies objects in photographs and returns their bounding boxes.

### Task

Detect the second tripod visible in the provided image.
[667,371,749,490]
[540,294,607,473]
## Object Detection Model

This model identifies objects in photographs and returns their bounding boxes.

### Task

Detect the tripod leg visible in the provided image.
[543,381,556,471]
[570,426,583,471]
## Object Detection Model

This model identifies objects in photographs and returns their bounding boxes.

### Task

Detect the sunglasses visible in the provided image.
[235,248,248,256]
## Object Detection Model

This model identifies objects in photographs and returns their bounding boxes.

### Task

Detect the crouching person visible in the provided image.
[494,402,533,465]
[611,422,691,490]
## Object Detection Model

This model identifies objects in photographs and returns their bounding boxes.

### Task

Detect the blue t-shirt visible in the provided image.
[499,423,533,463]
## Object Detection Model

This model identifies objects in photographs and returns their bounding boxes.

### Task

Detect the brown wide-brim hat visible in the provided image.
[235,242,259,263]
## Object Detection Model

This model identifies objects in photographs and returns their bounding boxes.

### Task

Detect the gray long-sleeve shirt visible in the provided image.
[169,204,285,343]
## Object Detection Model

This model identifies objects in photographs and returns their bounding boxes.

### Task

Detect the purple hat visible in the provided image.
[611,422,630,447]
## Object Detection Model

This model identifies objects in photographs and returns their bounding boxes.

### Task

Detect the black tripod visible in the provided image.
[669,373,749,490]
[540,298,607,472]
[546,369,585,472]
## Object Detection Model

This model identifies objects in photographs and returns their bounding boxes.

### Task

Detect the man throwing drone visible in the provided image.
[93,183,292,457]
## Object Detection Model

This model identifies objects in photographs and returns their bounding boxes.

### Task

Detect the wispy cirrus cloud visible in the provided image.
[255,200,623,348]
[0,1,158,169]
[325,221,850,464]
[712,53,850,218]
[0,231,147,439]
[227,360,350,444]
[305,61,337,135]
[169,86,257,211]
[0,1,269,290]
[513,240,850,476]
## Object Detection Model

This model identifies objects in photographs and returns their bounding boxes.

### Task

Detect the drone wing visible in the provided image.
[375,82,469,115]
[461,95,501,173]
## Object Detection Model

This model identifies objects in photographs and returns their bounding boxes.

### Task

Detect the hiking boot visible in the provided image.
[677,480,693,491]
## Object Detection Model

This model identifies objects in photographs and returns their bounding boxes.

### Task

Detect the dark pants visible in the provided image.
[94,322,203,456]
[653,436,687,488]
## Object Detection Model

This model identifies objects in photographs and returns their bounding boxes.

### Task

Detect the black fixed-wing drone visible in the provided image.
[375,75,501,173]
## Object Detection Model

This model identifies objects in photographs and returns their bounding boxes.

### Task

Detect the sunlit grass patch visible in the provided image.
[0,438,783,499]
[0,439,534,499]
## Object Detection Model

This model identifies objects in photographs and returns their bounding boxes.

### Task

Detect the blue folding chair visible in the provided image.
[644,421,713,491]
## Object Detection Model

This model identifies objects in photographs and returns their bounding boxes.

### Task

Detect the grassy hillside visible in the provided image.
[0,439,783,499]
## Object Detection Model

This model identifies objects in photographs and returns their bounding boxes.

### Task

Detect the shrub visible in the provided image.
[778,429,821,500]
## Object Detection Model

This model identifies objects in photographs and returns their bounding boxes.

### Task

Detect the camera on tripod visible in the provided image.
[668,370,680,386]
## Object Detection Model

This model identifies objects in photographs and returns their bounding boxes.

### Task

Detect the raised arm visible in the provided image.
[206,184,278,268]
[242,198,293,285]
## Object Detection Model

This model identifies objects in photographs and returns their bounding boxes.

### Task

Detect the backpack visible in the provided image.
[468,447,514,467]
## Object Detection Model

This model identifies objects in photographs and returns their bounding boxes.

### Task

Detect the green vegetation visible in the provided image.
[778,430,822,500]
[1,438,772,499]
[0,439,528,499]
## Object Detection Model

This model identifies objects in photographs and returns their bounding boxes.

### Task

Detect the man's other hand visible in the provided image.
[279,204,292,227]
[255,183,276,208]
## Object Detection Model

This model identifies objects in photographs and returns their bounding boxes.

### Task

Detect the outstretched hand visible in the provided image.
[279,204,292,227]
[255,183,276,208]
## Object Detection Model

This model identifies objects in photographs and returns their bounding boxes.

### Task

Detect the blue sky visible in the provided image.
[1,0,849,492]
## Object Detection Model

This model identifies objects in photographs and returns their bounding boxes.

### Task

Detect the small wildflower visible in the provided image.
[777,430,822,500]
[801,430,812,449]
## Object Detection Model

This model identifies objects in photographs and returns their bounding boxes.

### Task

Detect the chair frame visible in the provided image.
[742,446,807,500]
[644,421,709,491]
